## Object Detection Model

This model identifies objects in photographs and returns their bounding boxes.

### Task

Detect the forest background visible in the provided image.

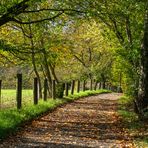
[0,0,148,117]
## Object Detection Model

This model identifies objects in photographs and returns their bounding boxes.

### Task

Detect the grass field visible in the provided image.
[0,89,110,109]
[0,89,33,109]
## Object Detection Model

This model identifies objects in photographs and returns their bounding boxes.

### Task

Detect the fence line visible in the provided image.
[77,80,80,93]
[44,78,48,101]
[0,74,115,110]
[65,83,69,96]
[33,77,38,105]
[16,74,22,109]
[71,80,75,95]
[52,80,56,99]
[83,80,86,91]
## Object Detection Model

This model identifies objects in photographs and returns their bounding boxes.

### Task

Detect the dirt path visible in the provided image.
[0,93,134,148]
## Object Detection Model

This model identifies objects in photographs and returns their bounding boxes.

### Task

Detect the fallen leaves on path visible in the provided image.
[0,93,134,148]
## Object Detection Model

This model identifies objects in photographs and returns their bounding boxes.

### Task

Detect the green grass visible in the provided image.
[65,89,111,100]
[134,138,148,147]
[0,89,110,139]
[1,89,33,101]
[0,89,33,109]
[118,95,132,105]
[118,95,148,147]
[118,95,138,123]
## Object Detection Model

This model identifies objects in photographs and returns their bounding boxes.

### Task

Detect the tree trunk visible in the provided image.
[101,73,106,89]
[94,80,98,90]
[49,63,59,83]
[41,64,51,97]
[137,7,148,115]
[29,24,42,99]
[42,48,52,94]
[31,51,42,99]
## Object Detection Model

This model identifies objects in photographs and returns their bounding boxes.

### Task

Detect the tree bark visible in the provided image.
[101,73,106,89]
[42,48,52,93]
[0,0,29,27]
[137,6,148,114]
[94,80,98,90]
[49,63,59,83]
[31,51,42,98]
[29,24,42,99]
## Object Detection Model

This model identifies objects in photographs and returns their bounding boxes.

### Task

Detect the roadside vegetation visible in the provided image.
[1,0,148,145]
[0,89,33,108]
[0,89,110,139]
[118,95,148,147]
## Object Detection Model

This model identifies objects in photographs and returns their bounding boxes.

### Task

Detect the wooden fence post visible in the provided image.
[52,80,56,99]
[77,80,80,93]
[71,80,75,95]
[65,83,69,96]
[34,77,38,105]
[94,80,98,90]
[44,78,48,101]
[0,80,2,109]
[83,80,85,91]
[90,79,93,90]
[16,74,22,109]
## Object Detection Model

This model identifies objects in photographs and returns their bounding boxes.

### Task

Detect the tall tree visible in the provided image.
[137,2,148,115]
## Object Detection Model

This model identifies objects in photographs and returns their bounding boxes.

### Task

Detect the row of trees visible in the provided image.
[0,0,148,118]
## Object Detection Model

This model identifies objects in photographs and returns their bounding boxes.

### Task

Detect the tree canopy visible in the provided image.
[0,0,148,117]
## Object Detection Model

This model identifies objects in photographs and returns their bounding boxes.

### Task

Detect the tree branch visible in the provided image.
[125,16,132,44]
[23,8,85,14]
[12,12,64,24]
[73,54,87,67]
[0,0,30,26]
[111,19,124,44]
[9,50,28,61]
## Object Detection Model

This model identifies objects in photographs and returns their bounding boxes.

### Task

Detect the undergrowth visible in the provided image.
[118,95,148,147]
[0,89,110,139]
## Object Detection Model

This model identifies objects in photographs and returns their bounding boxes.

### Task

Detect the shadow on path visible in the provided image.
[0,93,134,148]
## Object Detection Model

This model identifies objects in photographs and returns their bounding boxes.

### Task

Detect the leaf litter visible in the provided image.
[0,93,135,148]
